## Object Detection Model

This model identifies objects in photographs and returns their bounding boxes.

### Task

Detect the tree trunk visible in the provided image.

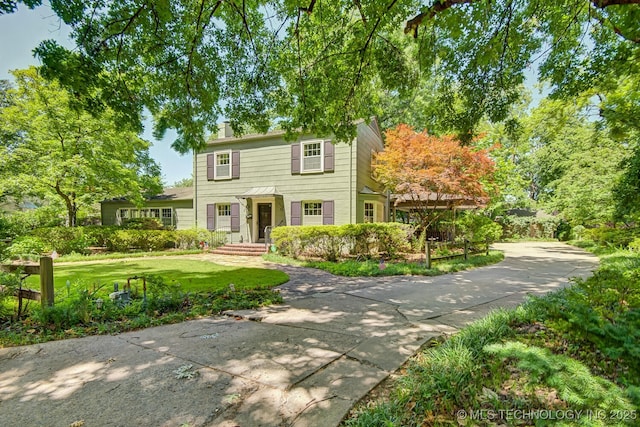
[53,184,78,227]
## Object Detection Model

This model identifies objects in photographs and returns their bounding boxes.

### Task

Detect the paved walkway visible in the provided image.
[0,242,598,427]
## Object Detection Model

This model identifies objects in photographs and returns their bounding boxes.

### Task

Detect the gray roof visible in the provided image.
[103,187,193,203]
[236,186,282,198]
[152,187,193,201]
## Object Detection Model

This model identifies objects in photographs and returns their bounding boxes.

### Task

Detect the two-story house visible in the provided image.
[101,118,388,242]
[195,118,387,243]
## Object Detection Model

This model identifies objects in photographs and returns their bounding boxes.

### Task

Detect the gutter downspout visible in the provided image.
[193,149,198,228]
[350,140,354,223]
[386,189,391,222]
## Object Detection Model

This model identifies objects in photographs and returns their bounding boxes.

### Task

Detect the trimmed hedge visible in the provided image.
[105,229,176,252]
[4,226,215,257]
[270,223,412,261]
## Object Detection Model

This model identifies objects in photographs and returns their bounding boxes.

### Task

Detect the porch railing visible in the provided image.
[264,226,272,252]
[210,227,232,247]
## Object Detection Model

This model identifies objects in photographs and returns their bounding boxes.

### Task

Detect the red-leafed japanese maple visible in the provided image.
[373,124,496,230]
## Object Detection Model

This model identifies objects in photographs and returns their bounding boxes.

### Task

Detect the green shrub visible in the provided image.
[584,226,637,248]
[82,225,119,247]
[523,250,640,384]
[144,274,185,314]
[31,281,107,329]
[455,213,502,244]
[122,217,164,230]
[0,206,65,238]
[271,223,412,261]
[6,235,48,259]
[32,227,93,255]
[105,229,176,252]
[0,271,21,321]
[174,228,211,249]
[499,215,560,239]
[629,237,640,252]
[572,224,586,240]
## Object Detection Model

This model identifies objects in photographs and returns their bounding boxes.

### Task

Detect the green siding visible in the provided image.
[195,132,358,240]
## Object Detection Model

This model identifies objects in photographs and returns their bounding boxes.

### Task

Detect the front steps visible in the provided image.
[210,243,268,256]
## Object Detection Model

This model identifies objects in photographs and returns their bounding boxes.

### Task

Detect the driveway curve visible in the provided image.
[0,242,598,427]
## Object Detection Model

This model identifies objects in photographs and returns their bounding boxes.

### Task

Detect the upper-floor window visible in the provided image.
[302,141,322,172]
[215,150,231,179]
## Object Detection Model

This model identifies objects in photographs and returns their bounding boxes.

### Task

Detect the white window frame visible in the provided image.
[214,150,232,179]
[217,204,231,217]
[364,202,375,223]
[117,207,173,226]
[371,148,378,178]
[301,140,323,173]
[303,202,323,217]
[161,208,173,227]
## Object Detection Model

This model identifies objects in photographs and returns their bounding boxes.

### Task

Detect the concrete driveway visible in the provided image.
[0,242,598,427]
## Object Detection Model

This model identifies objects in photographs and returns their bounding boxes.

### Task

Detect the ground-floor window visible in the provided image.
[364,202,375,223]
[291,200,333,225]
[303,201,323,225]
[217,204,231,217]
[118,207,173,227]
[363,201,384,223]
[161,208,173,227]
[216,203,231,228]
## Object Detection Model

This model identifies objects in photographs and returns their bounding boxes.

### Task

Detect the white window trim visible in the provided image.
[364,202,375,223]
[217,204,231,217]
[301,140,324,173]
[303,201,323,216]
[214,149,232,180]
[117,207,174,226]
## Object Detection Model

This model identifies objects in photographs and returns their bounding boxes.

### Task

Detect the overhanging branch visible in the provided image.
[591,0,640,7]
[404,0,640,38]
[404,0,475,38]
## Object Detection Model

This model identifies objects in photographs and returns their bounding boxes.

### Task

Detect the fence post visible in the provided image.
[486,237,490,256]
[464,239,469,260]
[425,240,432,269]
[39,256,54,308]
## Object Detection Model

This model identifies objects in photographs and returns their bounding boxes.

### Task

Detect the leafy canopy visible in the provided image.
[1,0,637,151]
[0,67,163,226]
[480,95,633,225]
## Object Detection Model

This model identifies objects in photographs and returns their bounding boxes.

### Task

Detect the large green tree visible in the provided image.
[0,67,163,226]
[2,0,637,151]
[482,96,632,225]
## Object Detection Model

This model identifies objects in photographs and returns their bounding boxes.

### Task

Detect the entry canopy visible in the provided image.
[236,186,282,198]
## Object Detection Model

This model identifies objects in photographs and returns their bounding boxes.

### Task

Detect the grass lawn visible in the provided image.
[24,259,289,296]
[1,258,289,347]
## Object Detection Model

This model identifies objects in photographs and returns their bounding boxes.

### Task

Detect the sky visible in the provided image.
[0,4,193,186]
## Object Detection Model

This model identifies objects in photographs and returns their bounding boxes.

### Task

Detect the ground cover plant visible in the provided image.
[342,242,640,426]
[265,251,505,277]
[0,259,288,347]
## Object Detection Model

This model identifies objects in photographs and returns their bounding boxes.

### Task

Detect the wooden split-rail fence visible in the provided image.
[0,256,55,313]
